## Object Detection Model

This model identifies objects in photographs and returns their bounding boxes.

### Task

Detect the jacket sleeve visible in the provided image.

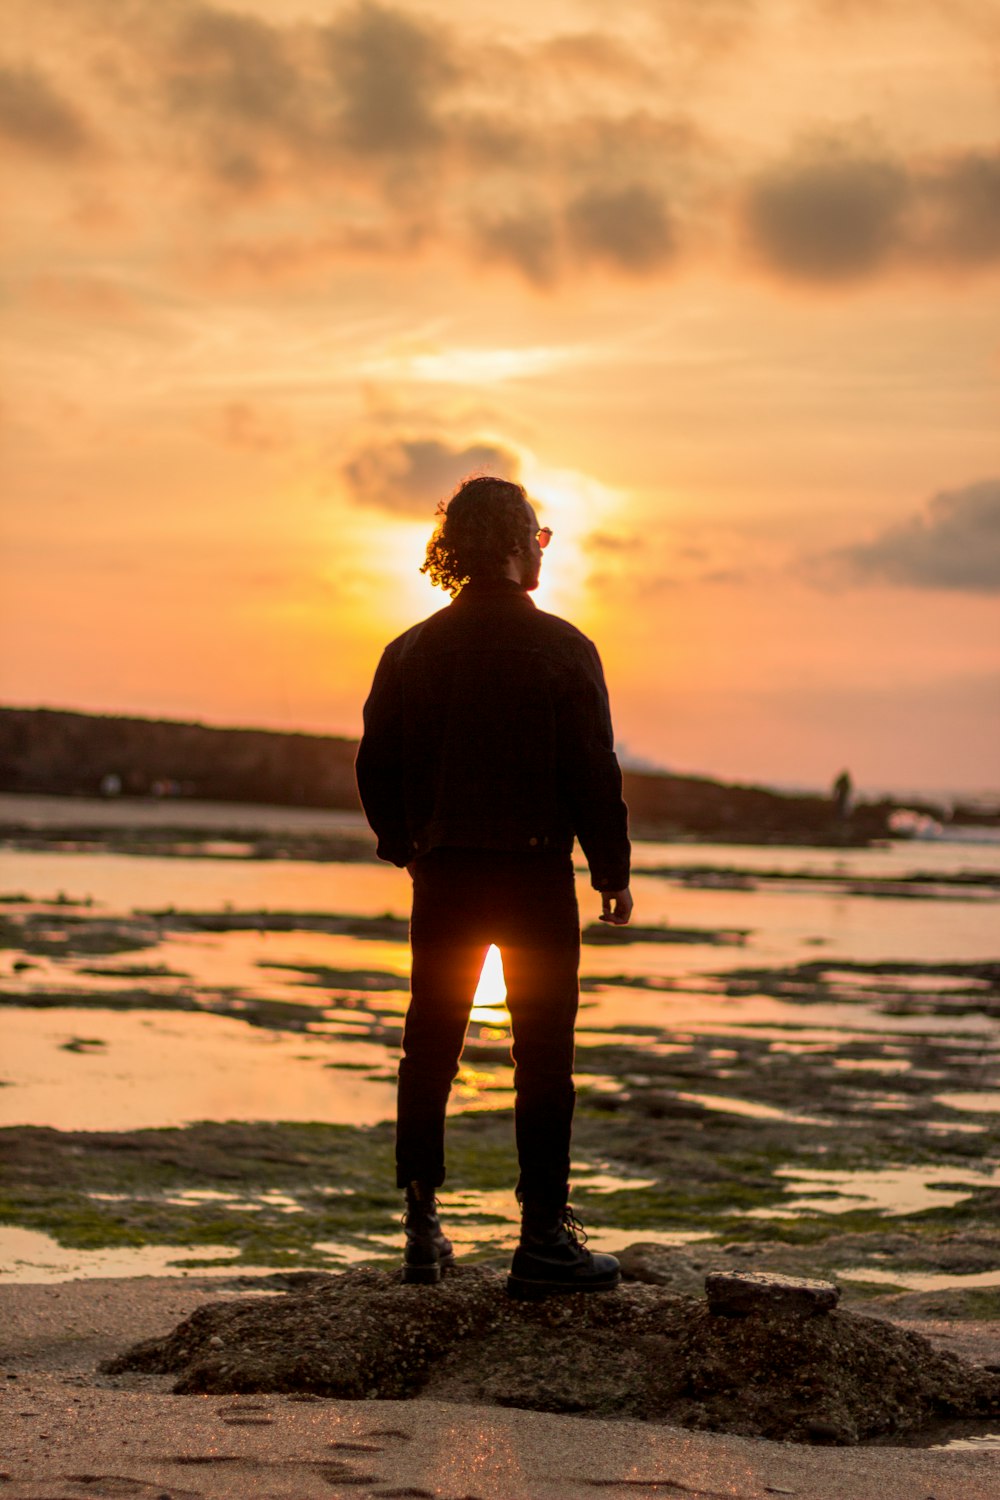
[355,646,411,867]
[555,638,631,892]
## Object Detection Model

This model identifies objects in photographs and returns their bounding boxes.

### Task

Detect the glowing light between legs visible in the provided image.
[470,943,509,1025]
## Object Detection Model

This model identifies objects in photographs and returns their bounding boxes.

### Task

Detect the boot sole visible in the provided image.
[506,1269,621,1300]
[402,1256,456,1286]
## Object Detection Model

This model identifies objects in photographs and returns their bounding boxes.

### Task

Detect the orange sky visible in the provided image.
[2,0,999,794]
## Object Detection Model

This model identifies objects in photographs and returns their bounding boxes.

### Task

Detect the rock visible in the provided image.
[617,1243,709,1294]
[99,1264,1000,1445]
[705,1270,841,1318]
[804,1417,854,1445]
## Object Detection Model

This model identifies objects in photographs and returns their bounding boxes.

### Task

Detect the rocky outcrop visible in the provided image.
[704,1269,841,1318]
[101,1265,1000,1445]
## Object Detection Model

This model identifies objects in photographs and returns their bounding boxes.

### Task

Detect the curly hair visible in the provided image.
[421,475,532,596]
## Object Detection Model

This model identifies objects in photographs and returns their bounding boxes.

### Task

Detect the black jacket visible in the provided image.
[355,578,630,892]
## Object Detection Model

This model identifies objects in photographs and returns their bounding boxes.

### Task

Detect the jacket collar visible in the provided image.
[453,577,534,605]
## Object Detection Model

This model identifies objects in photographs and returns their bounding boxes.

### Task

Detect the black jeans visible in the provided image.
[396,848,581,1207]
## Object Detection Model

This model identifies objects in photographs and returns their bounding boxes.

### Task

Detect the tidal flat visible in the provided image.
[1,795,999,1325]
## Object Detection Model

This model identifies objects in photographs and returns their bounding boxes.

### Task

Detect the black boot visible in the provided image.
[508,1203,621,1299]
[402,1181,455,1285]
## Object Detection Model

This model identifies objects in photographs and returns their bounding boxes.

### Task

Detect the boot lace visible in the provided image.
[561,1207,588,1245]
[402,1190,441,1226]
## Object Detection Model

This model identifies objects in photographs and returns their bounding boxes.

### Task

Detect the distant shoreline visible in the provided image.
[2,704,997,845]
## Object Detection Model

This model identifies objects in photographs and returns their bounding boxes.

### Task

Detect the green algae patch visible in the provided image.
[4,1105,999,1275]
[836,1277,909,1300]
[891,1287,1000,1320]
[0,1117,519,1267]
[0,1124,392,1265]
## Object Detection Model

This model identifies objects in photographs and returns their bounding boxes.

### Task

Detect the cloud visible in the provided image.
[469,210,559,288]
[9,3,1000,292]
[922,151,1000,267]
[823,479,1000,593]
[201,220,430,284]
[537,33,660,85]
[342,436,520,516]
[168,6,299,128]
[0,64,91,156]
[566,183,676,272]
[470,181,678,287]
[652,0,760,56]
[24,273,138,318]
[743,145,911,281]
[743,138,1000,283]
[584,532,643,554]
[208,402,292,453]
[323,0,459,158]
[160,4,318,194]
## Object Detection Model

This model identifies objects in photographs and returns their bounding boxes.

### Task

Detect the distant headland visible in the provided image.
[0,705,992,845]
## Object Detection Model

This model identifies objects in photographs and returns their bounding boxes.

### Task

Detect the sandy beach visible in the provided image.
[1,1273,999,1499]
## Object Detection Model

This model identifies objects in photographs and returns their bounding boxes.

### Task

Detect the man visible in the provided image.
[356,475,632,1298]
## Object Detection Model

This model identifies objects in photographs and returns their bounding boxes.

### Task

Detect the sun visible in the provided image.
[517,456,624,614]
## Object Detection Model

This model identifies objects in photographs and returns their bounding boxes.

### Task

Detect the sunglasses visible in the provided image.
[536,527,553,549]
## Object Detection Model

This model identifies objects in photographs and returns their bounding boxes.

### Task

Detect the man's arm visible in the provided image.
[555,636,632,908]
[355,646,412,867]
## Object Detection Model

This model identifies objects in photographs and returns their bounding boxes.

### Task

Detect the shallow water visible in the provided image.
[2,833,997,1133]
[1,802,999,1279]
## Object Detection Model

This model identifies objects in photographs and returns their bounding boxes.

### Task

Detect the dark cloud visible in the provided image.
[743,139,1000,283]
[161,4,315,192]
[323,0,458,157]
[470,182,677,287]
[14,4,1000,292]
[168,7,298,126]
[470,211,559,288]
[923,151,1000,266]
[0,64,90,156]
[825,479,1000,593]
[566,183,676,272]
[744,146,911,280]
[342,437,520,517]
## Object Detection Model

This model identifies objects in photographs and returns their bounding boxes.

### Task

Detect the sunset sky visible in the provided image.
[2,0,999,795]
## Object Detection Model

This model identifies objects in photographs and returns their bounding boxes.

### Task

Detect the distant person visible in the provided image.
[832,769,853,821]
[356,476,632,1297]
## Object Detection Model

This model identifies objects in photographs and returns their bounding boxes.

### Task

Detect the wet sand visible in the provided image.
[2,1274,999,1499]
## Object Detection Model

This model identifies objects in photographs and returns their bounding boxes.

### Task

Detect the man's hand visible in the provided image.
[600,887,633,925]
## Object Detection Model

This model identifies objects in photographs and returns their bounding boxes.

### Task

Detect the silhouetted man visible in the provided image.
[356,476,632,1297]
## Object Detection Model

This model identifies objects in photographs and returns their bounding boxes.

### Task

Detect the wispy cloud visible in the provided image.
[360,343,592,384]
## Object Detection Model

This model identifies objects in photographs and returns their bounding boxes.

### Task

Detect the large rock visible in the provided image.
[101,1265,1000,1445]
[705,1270,841,1318]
